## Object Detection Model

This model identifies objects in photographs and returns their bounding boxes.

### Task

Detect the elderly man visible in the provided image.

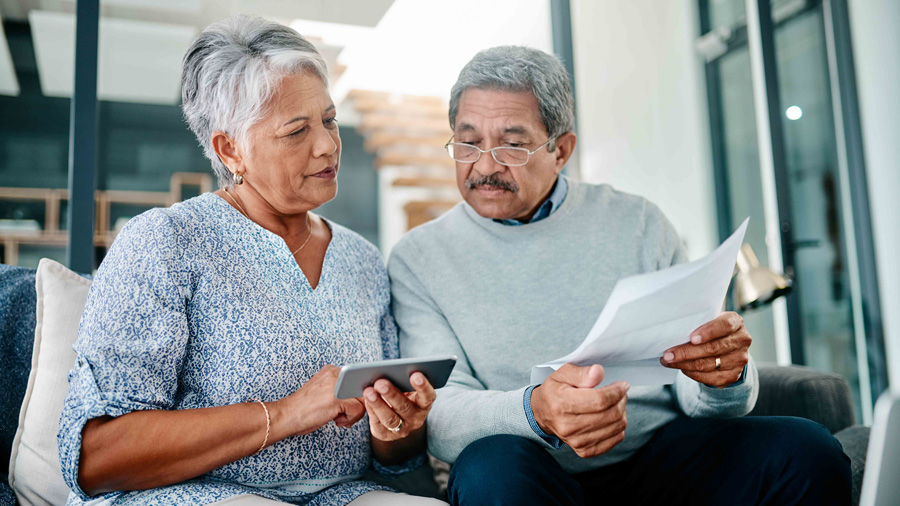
[387,46,851,505]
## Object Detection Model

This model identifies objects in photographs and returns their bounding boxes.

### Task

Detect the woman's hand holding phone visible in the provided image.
[363,372,435,442]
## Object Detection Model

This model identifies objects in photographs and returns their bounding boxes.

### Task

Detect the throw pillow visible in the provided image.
[8,258,91,505]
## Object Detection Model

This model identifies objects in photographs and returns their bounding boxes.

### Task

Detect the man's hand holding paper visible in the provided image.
[661,311,752,388]
[530,364,630,458]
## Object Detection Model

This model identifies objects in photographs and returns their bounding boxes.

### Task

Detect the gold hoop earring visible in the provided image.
[233,172,244,185]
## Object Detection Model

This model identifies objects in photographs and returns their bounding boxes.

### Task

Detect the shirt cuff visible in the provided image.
[724,364,748,388]
[523,385,564,449]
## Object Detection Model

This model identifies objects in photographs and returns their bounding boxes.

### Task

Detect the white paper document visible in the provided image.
[530,218,749,387]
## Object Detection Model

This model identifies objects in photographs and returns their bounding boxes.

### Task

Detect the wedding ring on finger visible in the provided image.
[715,357,722,370]
[387,420,403,433]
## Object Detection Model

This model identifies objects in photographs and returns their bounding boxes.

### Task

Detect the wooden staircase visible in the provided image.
[344,89,461,252]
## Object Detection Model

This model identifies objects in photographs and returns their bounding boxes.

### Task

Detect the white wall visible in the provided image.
[848,0,900,392]
[570,0,717,260]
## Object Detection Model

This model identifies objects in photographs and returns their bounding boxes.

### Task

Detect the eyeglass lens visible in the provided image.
[447,144,529,165]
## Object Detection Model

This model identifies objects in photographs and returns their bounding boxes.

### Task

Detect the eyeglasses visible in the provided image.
[444,138,554,167]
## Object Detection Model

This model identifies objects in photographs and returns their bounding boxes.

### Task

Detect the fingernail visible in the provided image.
[664,352,674,362]
[690,334,702,344]
[365,390,377,401]
[375,381,389,393]
[412,373,424,386]
[612,381,631,392]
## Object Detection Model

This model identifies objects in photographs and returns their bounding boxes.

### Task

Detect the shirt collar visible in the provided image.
[494,175,568,226]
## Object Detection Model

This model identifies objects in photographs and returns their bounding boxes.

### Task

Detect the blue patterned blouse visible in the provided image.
[57,193,415,505]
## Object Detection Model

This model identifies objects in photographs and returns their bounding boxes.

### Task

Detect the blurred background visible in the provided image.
[0,0,896,426]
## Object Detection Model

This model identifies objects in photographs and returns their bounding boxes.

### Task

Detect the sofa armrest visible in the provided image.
[749,363,855,434]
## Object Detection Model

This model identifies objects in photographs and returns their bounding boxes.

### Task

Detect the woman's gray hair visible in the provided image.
[181,15,328,187]
[449,46,575,151]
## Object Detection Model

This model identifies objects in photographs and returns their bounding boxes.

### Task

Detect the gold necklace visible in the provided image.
[224,187,314,256]
[289,213,313,256]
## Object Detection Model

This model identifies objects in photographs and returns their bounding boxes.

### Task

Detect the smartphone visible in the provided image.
[333,355,458,399]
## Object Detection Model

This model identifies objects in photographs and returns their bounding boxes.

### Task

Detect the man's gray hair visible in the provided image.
[181,15,328,187]
[449,46,575,151]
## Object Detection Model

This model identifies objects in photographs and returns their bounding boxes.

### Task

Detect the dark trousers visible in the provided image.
[447,416,852,506]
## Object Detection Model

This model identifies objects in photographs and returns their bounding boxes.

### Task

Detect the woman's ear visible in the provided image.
[211,131,242,175]
[553,131,577,174]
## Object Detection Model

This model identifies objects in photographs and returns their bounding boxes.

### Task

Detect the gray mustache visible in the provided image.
[465,175,519,193]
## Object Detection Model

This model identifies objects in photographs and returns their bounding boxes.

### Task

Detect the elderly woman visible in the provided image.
[57,15,444,506]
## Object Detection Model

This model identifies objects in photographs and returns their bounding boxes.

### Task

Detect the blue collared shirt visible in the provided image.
[493,175,568,226]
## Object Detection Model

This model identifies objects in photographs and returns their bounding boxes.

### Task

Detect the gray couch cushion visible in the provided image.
[835,425,869,506]
[0,481,14,506]
[0,264,37,479]
[750,363,855,434]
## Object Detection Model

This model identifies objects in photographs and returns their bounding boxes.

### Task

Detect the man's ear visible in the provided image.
[553,131,577,174]
[211,131,242,175]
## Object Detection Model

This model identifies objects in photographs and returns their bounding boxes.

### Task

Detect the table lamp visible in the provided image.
[734,243,792,310]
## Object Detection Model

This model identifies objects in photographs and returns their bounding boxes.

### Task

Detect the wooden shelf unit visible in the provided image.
[0,172,212,266]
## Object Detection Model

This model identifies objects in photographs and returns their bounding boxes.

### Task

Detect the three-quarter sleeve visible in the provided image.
[57,210,191,500]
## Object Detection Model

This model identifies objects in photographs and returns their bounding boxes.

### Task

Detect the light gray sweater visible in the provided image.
[387,178,758,473]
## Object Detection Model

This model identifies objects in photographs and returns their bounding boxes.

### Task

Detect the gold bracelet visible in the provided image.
[248,398,270,456]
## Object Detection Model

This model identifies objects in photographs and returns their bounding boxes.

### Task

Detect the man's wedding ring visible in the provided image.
[715,357,722,370]
[388,420,403,433]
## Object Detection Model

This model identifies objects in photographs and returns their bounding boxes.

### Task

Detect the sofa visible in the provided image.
[1,260,870,505]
